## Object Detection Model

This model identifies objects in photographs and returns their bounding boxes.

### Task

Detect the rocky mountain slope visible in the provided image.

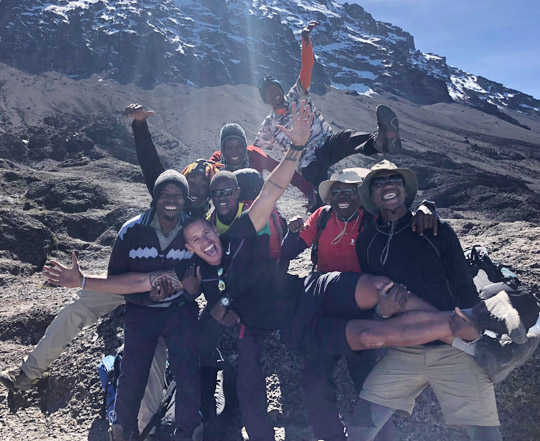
[0,60,539,440]
[1,0,539,126]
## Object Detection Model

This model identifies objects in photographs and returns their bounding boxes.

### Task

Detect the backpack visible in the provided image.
[98,353,175,440]
[310,206,365,270]
[97,353,122,425]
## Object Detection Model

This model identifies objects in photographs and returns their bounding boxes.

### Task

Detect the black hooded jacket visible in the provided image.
[356,212,479,312]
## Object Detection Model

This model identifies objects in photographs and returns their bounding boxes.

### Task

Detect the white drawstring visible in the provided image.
[331,210,359,245]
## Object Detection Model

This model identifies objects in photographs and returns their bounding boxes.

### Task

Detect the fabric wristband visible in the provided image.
[289,144,305,151]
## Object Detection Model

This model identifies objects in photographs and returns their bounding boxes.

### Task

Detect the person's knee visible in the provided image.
[464,425,502,441]
[355,274,384,309]
[346,323,386,350]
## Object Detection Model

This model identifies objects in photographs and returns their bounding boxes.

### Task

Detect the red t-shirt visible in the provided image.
[300,207,364,273]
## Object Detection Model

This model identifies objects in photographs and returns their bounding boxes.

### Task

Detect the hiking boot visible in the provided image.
[0,367,37,391]
[374,105,401,154]
[468,291,527,344]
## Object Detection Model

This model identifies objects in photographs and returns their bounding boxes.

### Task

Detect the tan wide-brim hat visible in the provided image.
[319,167,370,204]
[359,160,418,215]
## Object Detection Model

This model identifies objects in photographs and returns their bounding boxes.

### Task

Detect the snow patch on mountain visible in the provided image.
[1,0,538,118]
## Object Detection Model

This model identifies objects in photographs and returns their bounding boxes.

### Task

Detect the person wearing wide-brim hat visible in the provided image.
[351,160,503,440]
[318,167,370,205]
[358,159,418,216]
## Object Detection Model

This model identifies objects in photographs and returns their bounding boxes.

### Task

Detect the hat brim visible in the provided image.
[359,168,418,215]
[319,179,361,204]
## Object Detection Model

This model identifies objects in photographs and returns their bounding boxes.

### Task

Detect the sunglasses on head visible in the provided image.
[211,187,237,199]
[371,174,404,189]
[330,187,357,198]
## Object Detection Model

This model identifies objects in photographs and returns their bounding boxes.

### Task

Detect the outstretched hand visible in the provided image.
[43,251,83,288]
[277,100,313,148]
[124,103,155,121]
[301,21,320,40]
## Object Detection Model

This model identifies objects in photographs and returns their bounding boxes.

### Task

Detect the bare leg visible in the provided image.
[345,311,454,350]
[353,274,442,312]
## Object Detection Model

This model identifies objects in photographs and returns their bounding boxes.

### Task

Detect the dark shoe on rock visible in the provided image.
[0,367,37,391]
[374,105,401,154]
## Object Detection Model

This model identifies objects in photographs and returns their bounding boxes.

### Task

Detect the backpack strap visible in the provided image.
[310,206,333,270]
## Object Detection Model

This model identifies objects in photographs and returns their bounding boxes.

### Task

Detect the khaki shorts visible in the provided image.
[360,345,500,426]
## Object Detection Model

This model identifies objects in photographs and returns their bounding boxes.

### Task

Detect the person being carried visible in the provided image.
[254,21,401,209]
[351,160,504,441]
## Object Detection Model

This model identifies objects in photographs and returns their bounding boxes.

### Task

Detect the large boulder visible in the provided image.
[0,208,56,268]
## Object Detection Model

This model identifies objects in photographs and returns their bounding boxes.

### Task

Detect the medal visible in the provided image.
[218,280,226,292]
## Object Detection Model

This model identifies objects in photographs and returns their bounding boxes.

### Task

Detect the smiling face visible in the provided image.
[210,177,240,221]
[186,173,210,210]
[369,171,407,216]
[222,137,247,171]
[263,82,285,109]
[329,182,361,219]
[155,183,186,223]
[184,219,223,266]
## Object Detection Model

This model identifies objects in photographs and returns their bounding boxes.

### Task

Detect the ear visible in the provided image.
[185,242,194,253]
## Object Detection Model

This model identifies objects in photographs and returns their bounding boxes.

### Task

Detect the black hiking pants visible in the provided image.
[115,302,200,439]
[200,315,274,441]
[302,350,378,441]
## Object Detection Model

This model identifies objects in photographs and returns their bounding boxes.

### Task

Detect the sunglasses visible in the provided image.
[211,187,237,199]
[371,174,404,189]
[330,188,357,198]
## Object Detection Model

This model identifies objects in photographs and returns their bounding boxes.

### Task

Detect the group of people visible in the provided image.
[1,21,533,441]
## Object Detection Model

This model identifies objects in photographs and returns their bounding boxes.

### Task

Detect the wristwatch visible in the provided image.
[220,297,231,307]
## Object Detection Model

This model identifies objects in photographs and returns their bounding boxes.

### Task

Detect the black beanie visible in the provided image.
[219,123,247,150]
[153,169,189,201]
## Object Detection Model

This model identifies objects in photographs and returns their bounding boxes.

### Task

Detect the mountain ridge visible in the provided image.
[1,0,538,126]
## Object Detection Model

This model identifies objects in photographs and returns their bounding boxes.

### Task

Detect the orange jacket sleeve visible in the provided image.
[299,38,314,91]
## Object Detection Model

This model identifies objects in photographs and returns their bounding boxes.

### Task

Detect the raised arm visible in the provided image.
[125,104,165,195]
[247,101,313,231]
[247,145,315,199]
[299,21,318,91]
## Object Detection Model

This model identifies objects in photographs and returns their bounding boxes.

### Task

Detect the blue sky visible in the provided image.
[348,0,540,99]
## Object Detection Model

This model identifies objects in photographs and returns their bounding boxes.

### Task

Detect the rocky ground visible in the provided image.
[0,63,539,440]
